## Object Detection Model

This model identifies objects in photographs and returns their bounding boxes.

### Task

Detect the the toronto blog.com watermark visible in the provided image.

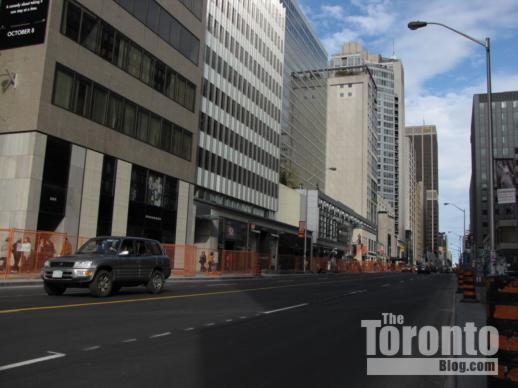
[362,313,499,375]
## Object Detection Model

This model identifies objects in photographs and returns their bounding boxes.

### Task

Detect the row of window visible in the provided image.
[178,0,204,20]
[61,1,196,112]
[200,113,279,172]
[202,78,280,148]
[197,147,278,198]
[114,0,200,64]
[52,64,193,161]
[213,0,283,59]
[207,17,282,103]
[205,46,281,124]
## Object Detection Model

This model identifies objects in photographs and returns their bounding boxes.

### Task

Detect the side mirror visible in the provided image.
[119,250,129,256]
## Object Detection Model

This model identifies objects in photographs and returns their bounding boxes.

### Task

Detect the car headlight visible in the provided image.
[43,260,50,268]
[73,260,95,268]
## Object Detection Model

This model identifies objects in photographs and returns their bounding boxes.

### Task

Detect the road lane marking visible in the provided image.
[0,351,66,372]
[344,289,367,296]
[206,283,236,287]
[82,346,100,351]
[239,316,247,319]
[122,338,137,343]
[0,274,399,315]
[263,303,308,315]
[205,323,215,327]
[150,332,171,339]
[381,284,390,287]
[225,319,233,322]
[184,328,194,331]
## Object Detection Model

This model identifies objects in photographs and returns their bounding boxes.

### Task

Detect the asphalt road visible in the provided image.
[0,272,456,388]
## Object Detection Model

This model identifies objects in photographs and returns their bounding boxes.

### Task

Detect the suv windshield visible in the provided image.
[77,238,121,255]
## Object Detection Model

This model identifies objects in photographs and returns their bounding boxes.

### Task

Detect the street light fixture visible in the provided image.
[444,202,466,259]
[302,167,337,272]
[409,20,494,269]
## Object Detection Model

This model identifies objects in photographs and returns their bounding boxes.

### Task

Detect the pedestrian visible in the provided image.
[20,237,32,272]
[12,238,22,272]
[208,251,214,272]
[199,251,207,272]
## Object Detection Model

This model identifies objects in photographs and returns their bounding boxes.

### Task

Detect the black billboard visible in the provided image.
[0,0,49,50]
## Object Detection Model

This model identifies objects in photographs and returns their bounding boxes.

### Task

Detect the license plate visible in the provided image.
[52,270,63,278]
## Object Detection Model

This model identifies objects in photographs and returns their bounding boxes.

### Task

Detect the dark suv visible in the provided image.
[41,237,171,297]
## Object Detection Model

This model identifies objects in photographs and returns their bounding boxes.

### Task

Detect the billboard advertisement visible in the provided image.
[495,159,516,204]
[0,0,49,50]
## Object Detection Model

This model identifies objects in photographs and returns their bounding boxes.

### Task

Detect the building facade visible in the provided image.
[470,91,518,264]
[325,65,378,226]
[331,42,405,240]
[0,0,206,246]
[406,125,439,256]
[194,0,286,255]
[279,0,328,190]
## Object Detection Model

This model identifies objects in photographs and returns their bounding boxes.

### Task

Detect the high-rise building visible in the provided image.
[331,42,405,239]
[402,134,418,263]
[194,0,287,253]
[325,65,378,255]
[0,0,206,245]
[470,92,518,261]
[279,0,328,191]
[406,125,439,256]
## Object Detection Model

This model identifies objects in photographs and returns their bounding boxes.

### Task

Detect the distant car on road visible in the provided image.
[417,263,431,274]
[41,236,171,297]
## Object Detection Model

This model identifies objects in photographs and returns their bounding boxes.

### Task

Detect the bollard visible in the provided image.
[461,271,478,302]
[457,271,465,294]
[487,277,518,388]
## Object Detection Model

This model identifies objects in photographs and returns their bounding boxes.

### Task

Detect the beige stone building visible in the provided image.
[0,0,206,246]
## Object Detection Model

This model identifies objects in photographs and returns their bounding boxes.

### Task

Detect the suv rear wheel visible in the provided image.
[89,269,113,297]
[44,282,66,296]
[146,270,165,294]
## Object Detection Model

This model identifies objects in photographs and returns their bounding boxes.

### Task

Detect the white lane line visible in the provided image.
[150,332,171,339]
[0,351,66,372]
[206,283,236,287]
[344,289,367,296]
[205,323,215,327]
[122,338,137,343]
[381,283,390,287]
[225,319,233,322]
[184,327,195,331]
[82,346,100,351]
[240,316,247,319]
[263,303,308,315]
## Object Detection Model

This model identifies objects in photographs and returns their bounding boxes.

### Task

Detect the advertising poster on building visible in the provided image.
[0,0,49,50]
[495,159,516,204]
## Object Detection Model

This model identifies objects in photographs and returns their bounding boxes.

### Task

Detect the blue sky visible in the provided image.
[298,0,518,261]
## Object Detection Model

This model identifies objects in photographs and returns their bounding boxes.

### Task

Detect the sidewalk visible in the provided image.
[455,286,487,388]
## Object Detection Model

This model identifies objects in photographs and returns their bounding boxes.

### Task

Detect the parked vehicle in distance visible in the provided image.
[417,263,431,274]
[400,265,413,272]
[41,236,171,297]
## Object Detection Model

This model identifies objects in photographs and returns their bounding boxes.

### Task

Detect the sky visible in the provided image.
[299,0,518,261]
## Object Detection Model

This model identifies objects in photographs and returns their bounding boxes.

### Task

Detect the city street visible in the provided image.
[0,272,456,388]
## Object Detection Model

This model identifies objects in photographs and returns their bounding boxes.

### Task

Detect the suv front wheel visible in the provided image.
[146,270,165,294]
[89,269,113,297]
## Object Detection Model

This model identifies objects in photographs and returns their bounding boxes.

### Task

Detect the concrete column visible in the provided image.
[0,132,46,229]
[111,160,131,236]
[78,150,103,239]
[55,145,86,237]
[175,181,195,244]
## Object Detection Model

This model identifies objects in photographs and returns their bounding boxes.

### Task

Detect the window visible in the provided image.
[107,94,123,130]
[146,0,160,33]
[148,114,161,147]
[175,76,186,106]
[99,23,115,61]
[62,1,81,41]
[173,126,183,156]
[127,43,142,78]
[73,76,91,116]
[79,11,99,51]
[161,121,172,153]
[152,61,165,92]
[53,67,75,110]
[91,86,108,124]
[164,69,176,99]
[137,110,149,141]
[141,52,153,85]
[122,101,137,137]
[113,34,128,69]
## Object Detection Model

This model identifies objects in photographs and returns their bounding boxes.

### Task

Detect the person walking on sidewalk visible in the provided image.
[208,251,214,272]
[199,251,207,272]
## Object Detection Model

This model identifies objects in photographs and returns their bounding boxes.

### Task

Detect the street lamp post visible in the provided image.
[302,167,337,272]
[408,20,495,270]
[444,202,466,253]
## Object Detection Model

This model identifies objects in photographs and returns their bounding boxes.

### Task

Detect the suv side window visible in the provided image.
[120,239,136,255]
[136,240,151,256]
[148,241,162,256]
